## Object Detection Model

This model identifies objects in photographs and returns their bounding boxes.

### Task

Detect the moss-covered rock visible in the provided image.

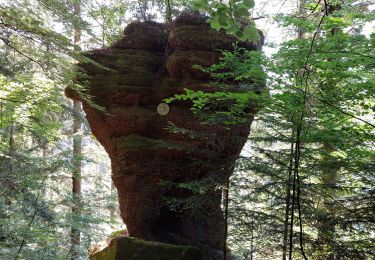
[115,134,189,152]
[168,25,264,52]
[85,73,157,88]
[168,26,232,51]
[90,237,203,260]
[111,21,168,52]
[79,50,165,75]
[172,12,209,27]
[166,50,219,79]
[88,84,151,95]
[109,229,128,239]
[123,22,166,37]
[111,36,166,52]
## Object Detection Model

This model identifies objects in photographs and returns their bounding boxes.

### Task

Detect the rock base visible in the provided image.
[90,237,203,260]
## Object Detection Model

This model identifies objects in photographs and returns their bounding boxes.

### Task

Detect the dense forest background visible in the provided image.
[0,0,374,259]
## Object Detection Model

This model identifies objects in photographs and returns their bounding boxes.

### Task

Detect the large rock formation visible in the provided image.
[67,13,263,259]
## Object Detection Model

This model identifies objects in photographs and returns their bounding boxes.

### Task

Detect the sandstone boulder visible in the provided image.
[66,13,263,259]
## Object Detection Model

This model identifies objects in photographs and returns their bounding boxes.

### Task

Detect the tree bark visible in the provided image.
[317,144,338,259]
[223,177,229,260]
[165,0,172,22]
[109,181,116,224]
[316,4,341,258]
[282,136,294,260]
[71,2,82,259]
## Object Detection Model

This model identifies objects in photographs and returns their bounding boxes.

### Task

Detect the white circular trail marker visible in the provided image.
[157,103,170,116]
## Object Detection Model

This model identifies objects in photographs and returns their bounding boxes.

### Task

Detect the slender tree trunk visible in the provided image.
[42,143,48,196]
[290,118,307,260]
[71,96,82,258]
[0,120,14,241]
[165,0,172,22]
[71,2,82,259]
[7,120,14,206]
[0,38,15,242]
[282,135,294,260]
[316,4,341,259]
[288,139,297,260]
[223,177,230,260]
[110,181,116,224]
[8,119,14,174]
[289,1,307,258]
[71,100,82,259]
[250,218,254,260]
[317,144,338,259]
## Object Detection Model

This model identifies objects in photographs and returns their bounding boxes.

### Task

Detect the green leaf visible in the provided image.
[218,13,229,26]
[242,0,255,8]
[235,3,250,17]
[242,25,260,41]
[192,0,209,9]
[210,20,221,30]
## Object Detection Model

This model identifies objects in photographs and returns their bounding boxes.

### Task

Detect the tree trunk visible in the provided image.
[71,99,82,259]
[223,177,230,260]
[289,1,306,258]
[317,144,339,259]
[316,4,341,258]
[0,120,14,242]
[282,137,294,260]
[71,2,82,259]
[110,181,116,224]
[165,0,172,22]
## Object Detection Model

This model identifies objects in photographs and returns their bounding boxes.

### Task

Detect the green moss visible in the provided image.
[89,84,151,94]
[160,78,177,89]
[150,78,177,98]
[169,26,229,51]
[117,134,156,150]
[88,73,157,90]
[169,25,262,51]
[109,229,128,239]
[166,50,218,79]
[79,50,164,75]
[90,237,203,260]
[116,135,179,151]
[115,134,215,157]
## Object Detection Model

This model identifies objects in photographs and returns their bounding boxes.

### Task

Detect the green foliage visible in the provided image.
[191,0,260,41]
[165,47,266,124]
[226,1,375,259]
[0,1,87,83]
[0,75,62,141]
[85,0,128,46]
[165,1,375,259]
[0,1,122,259]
